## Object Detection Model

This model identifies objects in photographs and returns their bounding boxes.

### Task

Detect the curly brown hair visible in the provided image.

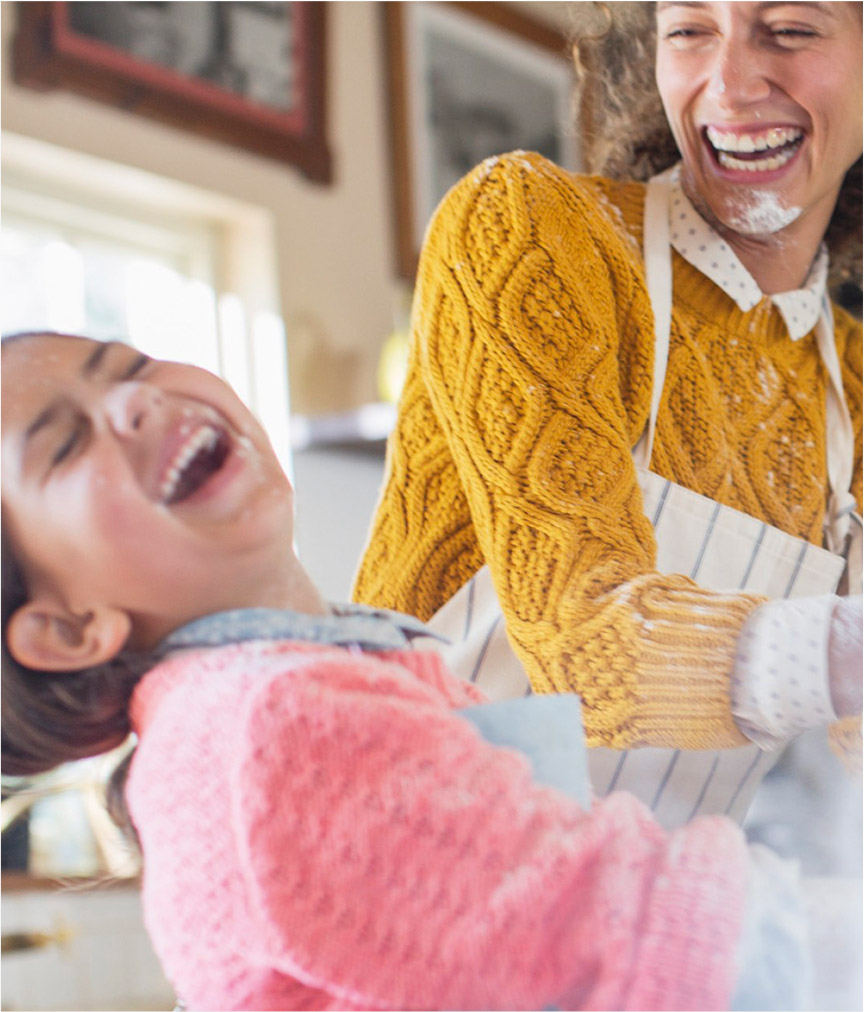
[572,2,862,301]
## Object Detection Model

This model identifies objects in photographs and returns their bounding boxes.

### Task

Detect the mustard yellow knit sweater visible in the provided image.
[353,152,862,751]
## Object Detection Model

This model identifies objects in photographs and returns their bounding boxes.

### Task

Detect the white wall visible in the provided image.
[293,445,387,601]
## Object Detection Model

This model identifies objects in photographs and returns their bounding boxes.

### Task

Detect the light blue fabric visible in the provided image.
[731,845,809,1011]
[461,696,590,808]
[158,603,440,656]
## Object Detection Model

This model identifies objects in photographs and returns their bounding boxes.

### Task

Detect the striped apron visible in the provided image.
[423,173,859,829]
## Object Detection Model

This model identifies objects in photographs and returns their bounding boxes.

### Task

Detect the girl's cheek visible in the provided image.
[87,472,145,544]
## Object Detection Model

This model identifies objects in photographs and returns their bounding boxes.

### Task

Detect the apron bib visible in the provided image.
[422,172,858,829]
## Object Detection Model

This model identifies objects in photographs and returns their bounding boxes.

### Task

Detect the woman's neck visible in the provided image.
[715,220,823,295]
[681,177,835,295]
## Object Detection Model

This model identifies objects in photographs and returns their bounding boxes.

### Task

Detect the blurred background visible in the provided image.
[1,2,580,1008]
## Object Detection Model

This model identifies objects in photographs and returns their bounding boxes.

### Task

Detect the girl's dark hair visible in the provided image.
[572,2,862,303]
[1,334,143,844]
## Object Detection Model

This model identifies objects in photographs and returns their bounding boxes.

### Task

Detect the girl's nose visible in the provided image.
[706,41,772,108]
[102,382,163,437]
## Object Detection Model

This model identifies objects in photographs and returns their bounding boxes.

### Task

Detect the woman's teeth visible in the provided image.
[705,126,803,172]
[717,147,799,171]
[160,425,221,502]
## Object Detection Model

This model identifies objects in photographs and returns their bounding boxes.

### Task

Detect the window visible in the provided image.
[1,181,219,362]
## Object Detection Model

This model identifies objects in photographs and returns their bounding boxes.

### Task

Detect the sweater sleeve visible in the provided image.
[354,151,761,750]
[231,652,748,1011]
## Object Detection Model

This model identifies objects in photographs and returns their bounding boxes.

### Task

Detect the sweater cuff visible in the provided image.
[621,575,757,749]
[621,815,748,1010]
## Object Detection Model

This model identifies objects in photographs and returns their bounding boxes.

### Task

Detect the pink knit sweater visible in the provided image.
[128,639,749,1011]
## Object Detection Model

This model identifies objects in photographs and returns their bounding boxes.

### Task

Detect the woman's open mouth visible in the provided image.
[704,126,804,173]
[159,424,232,505]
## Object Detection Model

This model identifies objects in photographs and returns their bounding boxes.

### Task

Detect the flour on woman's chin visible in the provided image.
[726,189,802,236]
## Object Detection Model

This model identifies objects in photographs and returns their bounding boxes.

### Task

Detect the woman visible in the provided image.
[353,2,862,827]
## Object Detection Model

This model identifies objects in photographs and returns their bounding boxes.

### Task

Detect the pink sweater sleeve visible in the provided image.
[231,653,748,1011]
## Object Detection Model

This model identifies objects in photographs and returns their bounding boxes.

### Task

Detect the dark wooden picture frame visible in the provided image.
[13,1,331,182]
[384,1,576,279]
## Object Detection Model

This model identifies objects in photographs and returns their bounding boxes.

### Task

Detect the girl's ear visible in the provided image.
[6,598,131,673]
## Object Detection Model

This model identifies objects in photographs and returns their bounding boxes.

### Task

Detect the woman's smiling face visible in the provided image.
[655,1,862,237]
[1,335,297,651]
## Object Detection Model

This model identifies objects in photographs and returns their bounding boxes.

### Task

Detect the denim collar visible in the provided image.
[156,603,442,658]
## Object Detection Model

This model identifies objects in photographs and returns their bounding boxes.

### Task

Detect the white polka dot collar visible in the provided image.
[666,165,828,341]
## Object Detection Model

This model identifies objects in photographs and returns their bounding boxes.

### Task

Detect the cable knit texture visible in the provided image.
[352,152,863,752]
[128,639,749,1011]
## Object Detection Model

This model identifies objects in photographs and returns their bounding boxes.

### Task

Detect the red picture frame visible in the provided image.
[13,1,331,182]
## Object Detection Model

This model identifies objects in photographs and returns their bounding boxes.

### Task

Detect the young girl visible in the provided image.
[1,332,816,1011]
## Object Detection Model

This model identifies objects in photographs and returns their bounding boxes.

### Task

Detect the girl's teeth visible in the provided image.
[160,425,219,501]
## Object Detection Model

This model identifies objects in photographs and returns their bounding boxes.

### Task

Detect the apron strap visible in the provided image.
[816,298,857,551]
[634,171,675,469]
[637,171,856,553]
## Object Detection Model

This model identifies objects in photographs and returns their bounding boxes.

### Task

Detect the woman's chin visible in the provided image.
[720,193,802,237]
[682,164,802,240]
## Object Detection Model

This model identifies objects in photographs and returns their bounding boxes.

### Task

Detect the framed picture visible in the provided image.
[13,1,331,182]
[384,1,577,278]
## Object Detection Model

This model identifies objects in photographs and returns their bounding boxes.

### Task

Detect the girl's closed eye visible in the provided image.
[45,351,150,470]
[52,417,89,467]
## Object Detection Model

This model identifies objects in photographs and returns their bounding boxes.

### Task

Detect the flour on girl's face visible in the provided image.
[725,189,801,235]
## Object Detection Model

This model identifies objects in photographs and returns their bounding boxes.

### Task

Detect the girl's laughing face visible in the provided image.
[2,335,298,653]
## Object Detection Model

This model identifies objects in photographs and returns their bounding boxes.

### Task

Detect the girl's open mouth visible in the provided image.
[159,424,232,505]
[704,126,804,173]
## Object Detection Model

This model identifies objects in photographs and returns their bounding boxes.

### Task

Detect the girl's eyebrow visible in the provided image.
[82,341,111,376]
